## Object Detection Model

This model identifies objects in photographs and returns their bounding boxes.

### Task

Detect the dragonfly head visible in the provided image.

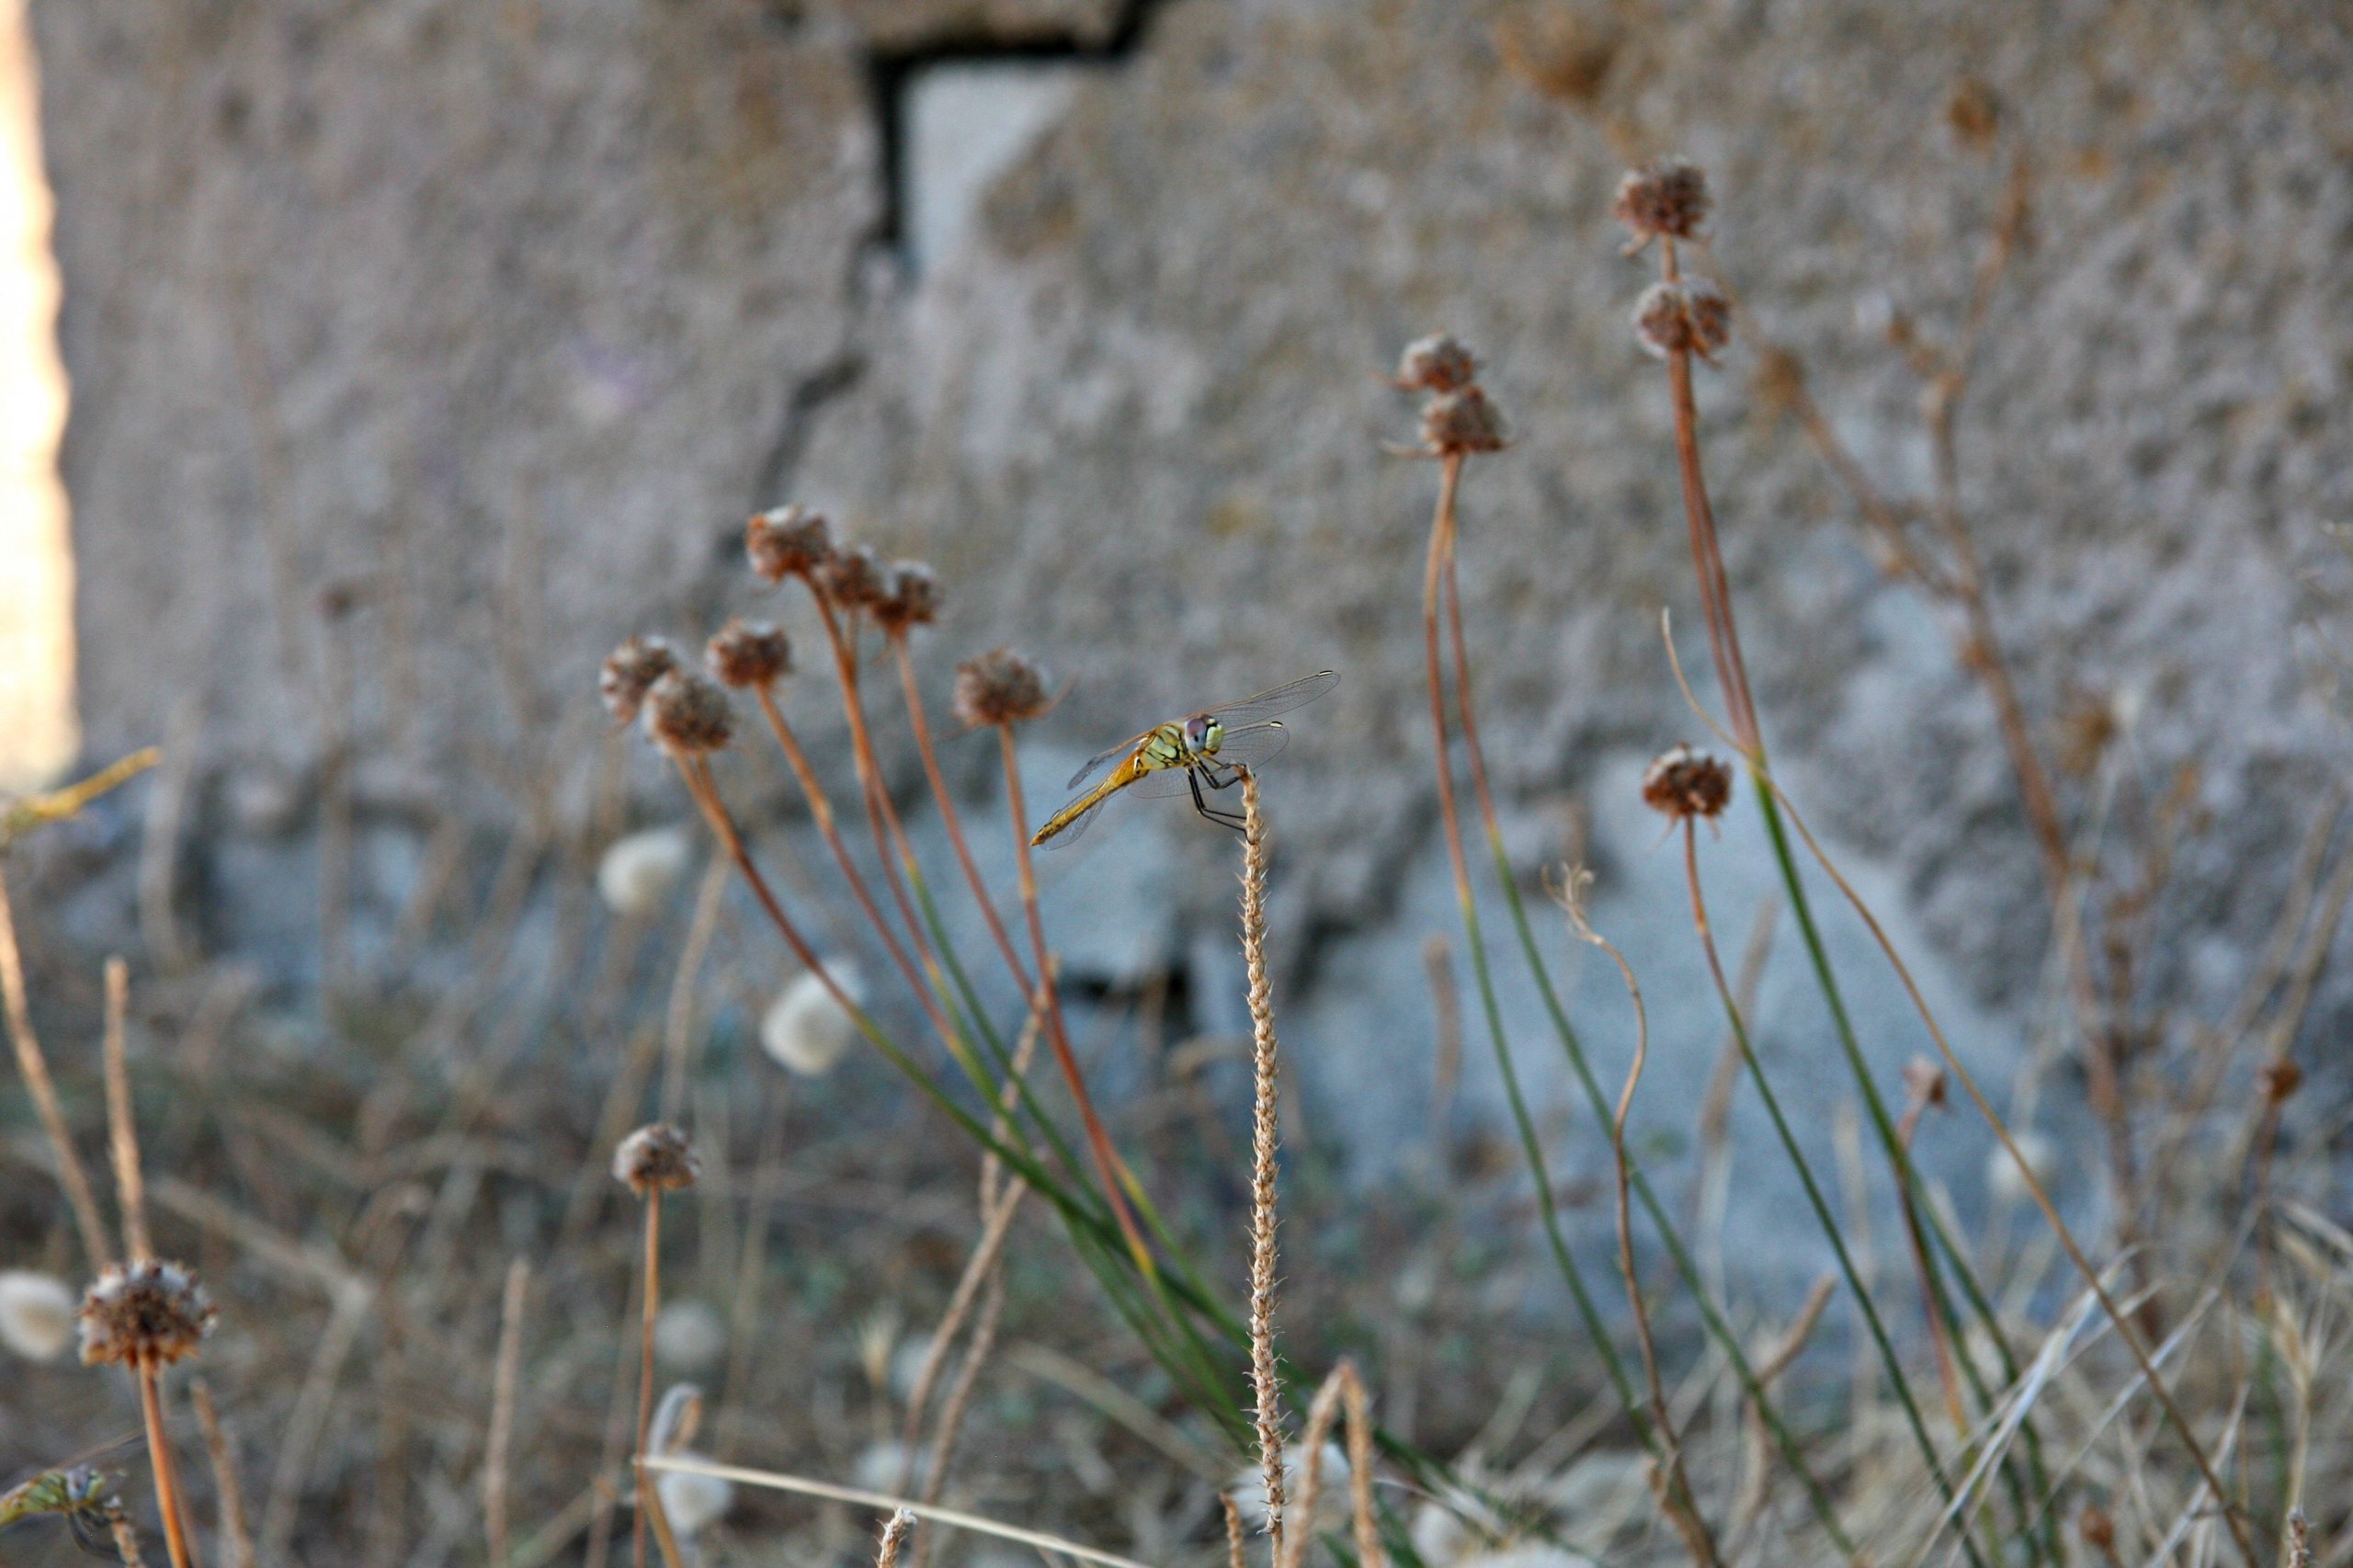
[1184,714,1222,757]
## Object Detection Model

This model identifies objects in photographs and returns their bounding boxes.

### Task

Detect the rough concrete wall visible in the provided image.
[34,0,2353,1282]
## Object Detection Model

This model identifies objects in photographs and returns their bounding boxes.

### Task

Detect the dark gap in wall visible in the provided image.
[860,0,1172,257]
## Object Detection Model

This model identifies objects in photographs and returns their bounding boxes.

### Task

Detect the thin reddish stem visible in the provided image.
[631,1192,661,1568]
[140,1365,199,1568]
[891,636,1032,993]
[751,686,958,1052]
[995,723,1154,1276]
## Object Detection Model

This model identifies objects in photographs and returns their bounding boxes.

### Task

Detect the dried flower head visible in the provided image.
[2077,1504,2116,1554]
[2257,1056,2303,1106]
[600,635,678,724]
[1641,744,1733,821]
[952,647,1052,728]
[705,619,791,689]
[642,670,733,756]
[872,561,941,634]
[820,543,887,609]
[1419,385,1509,455]
[1393,334,1480,394]
[614,1123,700,1196]
[746,505,833,585]
[1633,279,1731,362]
[77,1261,216,1369]
[1614,156,1710,248]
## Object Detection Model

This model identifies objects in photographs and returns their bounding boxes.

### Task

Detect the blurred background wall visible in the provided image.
[18,0,2353,1285]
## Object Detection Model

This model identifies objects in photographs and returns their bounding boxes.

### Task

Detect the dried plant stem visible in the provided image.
[1281,1361,1383,1568]
[914,1266,1007,1557]
[191,1381,256,1568]
[631,1191,664,1568]
[898,1172,1026,1488]
[1891,1102,1968,1436]
[1648,232,2063,1552]
[891,636,1030,999]
[1237,770,1286,1562]
[139,1362,200,1568]
[658,858,728,1120]
[1221,1494,1247,1568]
[1680,818,1984,1567]
[1417,455,1643,1432]
[640,1456,1151,1568]
[110,1501,152,1568]
[995,722,1154,1275]
[487,1258,529,1568]
[876,1507,916,1568]
[0,862,114,1269]
[802,589,959,1013]
[103,957,151,1260]
[1560,881,1717,1566]
[751,687,963,1059]
[1425,449,1852,1549]
[1767,775,2257,1565]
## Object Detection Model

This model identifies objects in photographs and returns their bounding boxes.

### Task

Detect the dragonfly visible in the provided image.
[1,1463,125,1558]
[1032,671,1338,848]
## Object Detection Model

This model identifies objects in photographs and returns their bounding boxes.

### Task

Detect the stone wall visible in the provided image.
[32,0,2353,1284]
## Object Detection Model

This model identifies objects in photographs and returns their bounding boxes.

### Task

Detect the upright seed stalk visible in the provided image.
[1236,769,1286,1563]
[631,1191,662,1568]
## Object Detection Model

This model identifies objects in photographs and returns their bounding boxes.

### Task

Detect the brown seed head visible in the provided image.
[2077,1504,2116,1554]
[1614,156,1711,247]
[953,647,1052,728]
[1642,744,1733,822]
[1393,334,1481,394]
[1633,279,1731,362]
[614,1122,700,1196]
[705,619,791,690]
[2258,1056,2302,1106]
[1419,384,1510,456]
[642,670,733,756]
[872,561,942,634]
[600,635,679,724]
[746,505,834,585]
[820,543,887,610]
[78,1261,216,1369]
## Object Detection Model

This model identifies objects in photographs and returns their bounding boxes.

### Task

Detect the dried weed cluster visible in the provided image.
[2,129,2346,1568]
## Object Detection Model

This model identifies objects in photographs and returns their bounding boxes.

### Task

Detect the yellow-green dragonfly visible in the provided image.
[1032,672,1338,848]
[1,1463,122,1557]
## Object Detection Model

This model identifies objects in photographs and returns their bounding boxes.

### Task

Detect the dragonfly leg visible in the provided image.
[1188,767,1246,833]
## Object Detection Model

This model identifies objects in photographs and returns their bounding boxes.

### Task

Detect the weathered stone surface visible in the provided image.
[31,0,2353,1273]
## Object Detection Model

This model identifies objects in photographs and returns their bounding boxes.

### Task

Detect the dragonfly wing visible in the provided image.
[1205,721,1290,774]
[1036,790,1106,850]
[1201,670,1338,729]
[1124,761,1204,800]
[1066,733,1149,791]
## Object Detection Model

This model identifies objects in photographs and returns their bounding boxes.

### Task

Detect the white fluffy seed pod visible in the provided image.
[759,960,863,1077]
[654,1299,728,1373]
[0,1270,77,1361]
[1986,1129,2060,1209]
[597,826,693,917]
[655,1461,733,1536]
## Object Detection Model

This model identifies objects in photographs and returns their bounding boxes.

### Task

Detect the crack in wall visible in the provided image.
[860,0,1173,258]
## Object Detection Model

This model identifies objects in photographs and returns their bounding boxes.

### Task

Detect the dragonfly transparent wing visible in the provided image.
[1199,670,1338,730]
[1124,760,1211,799]
[1203,721,1290,774]
[1065,731,1150,791]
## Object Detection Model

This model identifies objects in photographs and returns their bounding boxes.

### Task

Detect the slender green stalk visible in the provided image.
[1682,821,1986,1568]
[1430,465,1855,1550]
